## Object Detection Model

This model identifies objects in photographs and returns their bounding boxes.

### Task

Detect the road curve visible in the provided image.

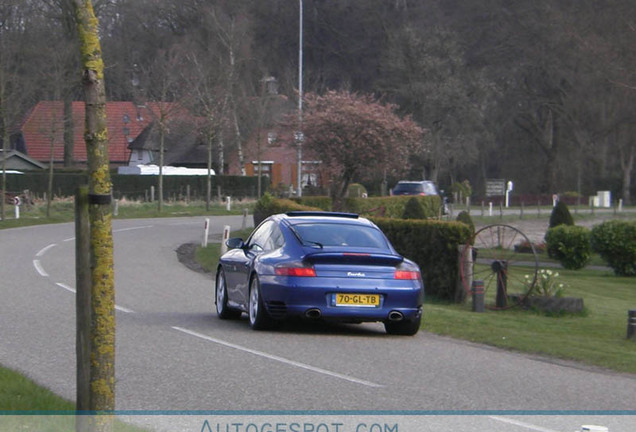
[1,216,635,431]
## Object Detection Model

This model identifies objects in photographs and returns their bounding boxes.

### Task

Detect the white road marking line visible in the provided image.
[55,283,134,313]
[489,416,562,432]
[113,225,153,233]
[115,305,135,313]
[172,326,384,388]
[36,243,57,257]
[56,283,75,293]
[33,260,48,277]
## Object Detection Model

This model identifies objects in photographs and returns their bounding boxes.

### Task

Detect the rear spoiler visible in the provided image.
[304,251,404,266]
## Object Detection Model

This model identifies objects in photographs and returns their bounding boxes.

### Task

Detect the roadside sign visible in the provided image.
[486,179,506,197]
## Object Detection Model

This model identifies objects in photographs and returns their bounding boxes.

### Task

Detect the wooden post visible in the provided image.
[457,245,472,304]
[75,186,91,432]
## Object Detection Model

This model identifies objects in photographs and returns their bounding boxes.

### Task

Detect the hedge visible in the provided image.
[292,195,443,219]
[253,193,322,226]
[4,171,264,201]
[346,196,442,218]
[290,196,333,211]
[371,218,473,301]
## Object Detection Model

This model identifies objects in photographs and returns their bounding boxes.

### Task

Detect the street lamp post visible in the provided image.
[297,0,303,197]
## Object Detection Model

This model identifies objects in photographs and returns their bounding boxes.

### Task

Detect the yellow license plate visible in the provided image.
[335,293,380,307]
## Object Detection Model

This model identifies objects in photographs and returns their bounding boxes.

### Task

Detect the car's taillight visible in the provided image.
[275,265,316,277]
[394,270,421,280]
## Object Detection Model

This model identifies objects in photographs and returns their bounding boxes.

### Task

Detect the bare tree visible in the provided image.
[0,0,35,219]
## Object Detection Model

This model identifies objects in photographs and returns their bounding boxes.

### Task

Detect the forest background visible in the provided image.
[1,0,634,204]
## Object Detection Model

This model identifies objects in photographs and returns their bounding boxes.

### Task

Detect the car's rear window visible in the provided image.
[393,183,422,194]
[393,182,438,195]
[292,223,389,249]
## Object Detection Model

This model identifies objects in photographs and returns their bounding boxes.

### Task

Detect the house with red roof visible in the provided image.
[18,101,190,167]
[19,99,324,192]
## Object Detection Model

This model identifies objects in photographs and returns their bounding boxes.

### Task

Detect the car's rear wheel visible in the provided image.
[384,315,421,336]
[216,269,241,319]
[248,275,275,330]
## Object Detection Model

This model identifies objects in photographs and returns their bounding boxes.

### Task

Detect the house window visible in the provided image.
[301,161,321,188]
[252,161,273,178]
[123,114,130,124]
[267,132,278,146]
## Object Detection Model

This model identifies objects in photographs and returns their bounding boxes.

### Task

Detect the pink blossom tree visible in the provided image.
[300,90,424,209]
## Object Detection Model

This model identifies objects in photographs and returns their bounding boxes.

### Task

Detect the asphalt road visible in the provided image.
[1,216,635,432]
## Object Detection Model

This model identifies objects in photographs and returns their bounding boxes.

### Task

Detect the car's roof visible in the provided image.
[273,211,376,227]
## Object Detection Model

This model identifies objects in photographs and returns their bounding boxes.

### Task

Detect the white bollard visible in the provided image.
[488,202,493,217]
[220,225,231,255]
[618,199,623,212]
[14,204,20,219]
[202,218,210,247]
[226,196,231,211]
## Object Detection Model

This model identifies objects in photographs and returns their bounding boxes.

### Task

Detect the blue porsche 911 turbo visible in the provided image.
[215,211,424,335]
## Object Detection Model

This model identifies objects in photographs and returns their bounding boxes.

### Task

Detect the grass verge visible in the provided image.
[0,366,147,430]
[0,198,253,229]
[424,267,636,374]
[195,228,255,273]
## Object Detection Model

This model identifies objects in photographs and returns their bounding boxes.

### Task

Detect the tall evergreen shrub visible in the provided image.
[549,201,574,228]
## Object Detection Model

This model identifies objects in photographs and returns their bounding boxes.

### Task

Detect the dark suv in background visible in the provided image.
[391,180,440,196]
[390,180,448,214]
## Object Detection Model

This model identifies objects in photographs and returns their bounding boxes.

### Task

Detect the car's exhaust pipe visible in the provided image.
[305,308,322,319]
[388,311,404,321]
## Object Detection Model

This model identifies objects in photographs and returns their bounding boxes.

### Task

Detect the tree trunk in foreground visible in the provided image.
[71,1,115,431]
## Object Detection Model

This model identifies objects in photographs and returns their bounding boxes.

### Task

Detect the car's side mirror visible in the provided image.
[226,238,245,249]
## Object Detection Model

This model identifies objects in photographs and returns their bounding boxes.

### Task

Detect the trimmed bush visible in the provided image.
[291,196,332,211]
[372,218,473,301]
[591,220,636,276]
[402,197,425,219]
[455,211,475,236]
[549,201,574,228]
[253,193,321,226]
[544,225,592,270]
[347,183,368,198]
[345,195,442,219]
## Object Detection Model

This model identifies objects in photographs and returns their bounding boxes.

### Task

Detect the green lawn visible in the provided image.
[424,267,636,373]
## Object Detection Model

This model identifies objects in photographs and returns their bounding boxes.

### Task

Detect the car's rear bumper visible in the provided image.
[258,275,424,322]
